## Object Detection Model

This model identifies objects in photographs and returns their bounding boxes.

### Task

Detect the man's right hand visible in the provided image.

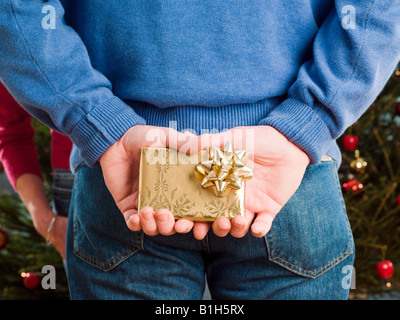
[99,125,197,236]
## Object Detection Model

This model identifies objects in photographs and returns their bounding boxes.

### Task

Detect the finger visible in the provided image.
[179,132,203,156]
[123,209,141,231]
[251,211,275,238]
[175,219,195,233]
[183,130,197,138]
[140,126,193,151]
[212,217,231,237]
[155,209,176,236]
[204,128,255,158]
[162,127,197,151]
[180,133,211,154]
[126,213,142,231]
[193,222,211,240]
[230,209,255,238]
[139,207,159,236]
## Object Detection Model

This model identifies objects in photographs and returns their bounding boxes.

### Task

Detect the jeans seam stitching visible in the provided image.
[271,247,353,277]
[73,247,138,271]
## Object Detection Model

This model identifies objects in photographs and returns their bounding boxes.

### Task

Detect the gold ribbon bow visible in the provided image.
[194,141,253,197]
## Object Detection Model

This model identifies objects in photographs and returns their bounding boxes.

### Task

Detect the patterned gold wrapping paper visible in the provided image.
[137,147,247,221]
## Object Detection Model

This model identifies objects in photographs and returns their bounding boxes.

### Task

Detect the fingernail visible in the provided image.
[140,206,152,213]
[157,212,169,222]
[127,215,141,231]
[233,216,245,228]
[130,215,139,224]
[194,234,206,240]
[217,217,231,231]
[141,209,154,221]
[252,224,269,237]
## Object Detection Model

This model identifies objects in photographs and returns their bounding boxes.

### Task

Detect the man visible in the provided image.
[0,1,399,299]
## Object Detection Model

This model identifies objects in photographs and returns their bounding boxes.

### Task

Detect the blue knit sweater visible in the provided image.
[0,0,399,171]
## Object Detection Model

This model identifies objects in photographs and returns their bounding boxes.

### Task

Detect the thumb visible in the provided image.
[251,211,276,238]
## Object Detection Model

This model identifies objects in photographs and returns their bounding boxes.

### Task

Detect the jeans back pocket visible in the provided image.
[70,165,143,272]
[264,161,354,278]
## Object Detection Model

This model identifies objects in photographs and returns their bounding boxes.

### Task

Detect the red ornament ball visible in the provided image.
[376,260,394,280]
[396,195,400,207]
[342,179,364,192]
[0,229,8,249]
[342,135,359,151]
[22,272,41,290]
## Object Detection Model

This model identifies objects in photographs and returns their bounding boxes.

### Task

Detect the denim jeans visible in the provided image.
[52,169,75,217]
[66,160,354,300]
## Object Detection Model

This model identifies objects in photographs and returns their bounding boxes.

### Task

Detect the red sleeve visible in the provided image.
[0,82,42,190]
[50,130,72,170]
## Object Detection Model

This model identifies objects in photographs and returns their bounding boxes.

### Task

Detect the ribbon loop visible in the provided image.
[194,141,253,197]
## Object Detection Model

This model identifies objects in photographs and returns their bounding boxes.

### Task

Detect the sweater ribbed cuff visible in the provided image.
[70,96,146,166]
[258,98,332,164]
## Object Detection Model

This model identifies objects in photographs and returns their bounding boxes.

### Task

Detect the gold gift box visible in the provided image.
[137,147,249,221]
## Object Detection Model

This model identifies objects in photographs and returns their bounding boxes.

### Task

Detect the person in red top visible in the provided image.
[0,82,73,260]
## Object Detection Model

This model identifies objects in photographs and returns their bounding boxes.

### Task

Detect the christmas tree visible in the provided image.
[0,66,399,299]
[339,66,400,296]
